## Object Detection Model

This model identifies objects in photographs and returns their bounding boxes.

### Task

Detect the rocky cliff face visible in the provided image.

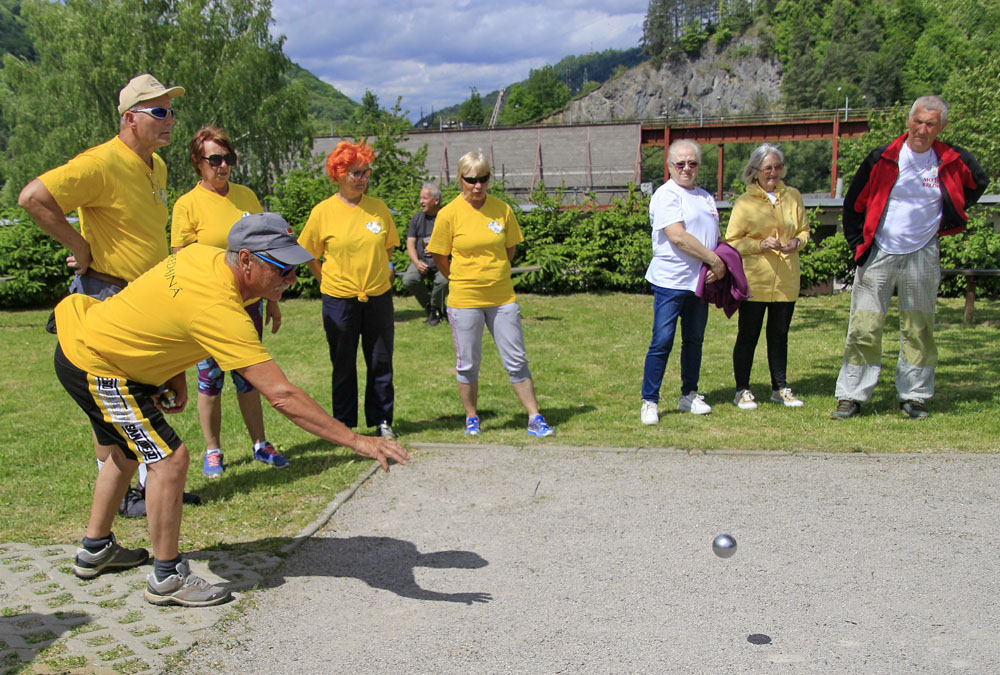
[544,39,782,124]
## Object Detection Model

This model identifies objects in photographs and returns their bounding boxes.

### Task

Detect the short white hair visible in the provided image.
[910,95,948,124]
[667,139,702,164]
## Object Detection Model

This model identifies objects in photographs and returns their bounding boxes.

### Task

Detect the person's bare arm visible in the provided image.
[306,259,323,281]
[238,360,409,471]
[665,221,726,283]
[18,179,92,273]
[431,253,450,278]
[406,236,429,273]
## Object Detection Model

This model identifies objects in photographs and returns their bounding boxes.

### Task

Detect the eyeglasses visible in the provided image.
[671,161,699,170]
[252,251,297,278]
[349,168,372,181]
[131,106,175,120]
[202,152,238,167]
[758,163,785,173]
[462,173,490,184]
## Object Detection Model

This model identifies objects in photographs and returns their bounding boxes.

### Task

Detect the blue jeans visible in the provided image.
[641,285,708,402]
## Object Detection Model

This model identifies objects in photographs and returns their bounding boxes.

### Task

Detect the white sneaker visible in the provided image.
[771,388,804,407]
[640,400,659,425]
[733,389,758,410]
[678,391,712,414]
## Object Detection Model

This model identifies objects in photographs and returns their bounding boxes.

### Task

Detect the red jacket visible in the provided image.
[842,132,988,265]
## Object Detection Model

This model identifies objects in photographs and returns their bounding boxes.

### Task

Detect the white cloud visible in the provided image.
[272,1,647,121]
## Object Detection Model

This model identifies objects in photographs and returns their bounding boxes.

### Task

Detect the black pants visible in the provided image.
[733,300,796,391]
[321,291,394,428]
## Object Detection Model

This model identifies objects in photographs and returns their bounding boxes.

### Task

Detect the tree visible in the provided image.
[459,88,485,126]
[0,0,311,203]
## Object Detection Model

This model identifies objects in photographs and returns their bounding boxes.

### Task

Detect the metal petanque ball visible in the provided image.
[712,534,737,558]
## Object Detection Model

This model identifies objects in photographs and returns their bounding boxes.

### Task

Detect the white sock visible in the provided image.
[206,448,221,456]
[137,463,147,490]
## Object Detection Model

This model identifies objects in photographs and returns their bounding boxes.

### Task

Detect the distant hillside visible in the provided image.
[415,47,644,128]
[286,62,360,137]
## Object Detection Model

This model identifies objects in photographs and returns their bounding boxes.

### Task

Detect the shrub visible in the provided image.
[798,231,852,291]
[0,207,72,309]
[939,210,1000,298]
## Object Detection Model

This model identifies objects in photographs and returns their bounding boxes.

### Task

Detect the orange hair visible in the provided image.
[326,140,375,182]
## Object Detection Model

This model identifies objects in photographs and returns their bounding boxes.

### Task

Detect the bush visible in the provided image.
[939,210,1000,298]
[0,207,72,309]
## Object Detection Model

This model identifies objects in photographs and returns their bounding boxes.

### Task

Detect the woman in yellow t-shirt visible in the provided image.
[171,126,288,478]
[299,141,399,439]
[427,151,554,438]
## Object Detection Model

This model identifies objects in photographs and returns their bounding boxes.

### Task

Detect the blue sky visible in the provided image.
[272,1,648,121]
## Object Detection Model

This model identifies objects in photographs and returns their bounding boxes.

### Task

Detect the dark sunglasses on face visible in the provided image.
[131,106,175,120]
[202,152,238,167]
[252,251,296,277]
[462,173,490,184]
[672,161,699,169]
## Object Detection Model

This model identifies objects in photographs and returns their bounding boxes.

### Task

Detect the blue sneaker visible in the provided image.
[464,416,481,435]
[253,442,289,468]
[202,451,224,477]
[527,414,554,437]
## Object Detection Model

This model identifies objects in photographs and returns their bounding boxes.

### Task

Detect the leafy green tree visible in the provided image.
[0,0,311,203]
[459,88,485,126]
[499,66,570,125]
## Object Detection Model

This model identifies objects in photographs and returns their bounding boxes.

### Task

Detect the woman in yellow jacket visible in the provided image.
[725,144,810,410]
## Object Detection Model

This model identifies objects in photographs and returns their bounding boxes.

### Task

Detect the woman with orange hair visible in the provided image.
[298,141,400,438]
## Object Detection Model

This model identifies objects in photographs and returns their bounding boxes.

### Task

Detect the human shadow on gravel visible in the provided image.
[198,536,492,605]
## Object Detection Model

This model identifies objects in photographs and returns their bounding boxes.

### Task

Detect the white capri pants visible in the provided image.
[448,302,532,385]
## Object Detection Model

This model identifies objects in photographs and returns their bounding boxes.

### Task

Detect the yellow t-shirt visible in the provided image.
[55,245,271,385]
[39,136,169,282]
[170,182,263,249]
[427,194,523,308]
[298,194,399,301]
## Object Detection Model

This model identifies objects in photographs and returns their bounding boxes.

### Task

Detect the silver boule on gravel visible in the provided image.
[712,534,737,558]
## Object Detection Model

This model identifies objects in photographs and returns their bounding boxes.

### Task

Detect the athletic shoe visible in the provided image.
[73,533,149,579]
[771,388,804,407]
[733,389,758,410]
[640,400,659,425]
[253,442,289,468]
[464,416,481,435]
[900,399,929,419]
[183,491,202,506]
[376,422,396,440]
[678,391,712,414]
[118,487,146,518]
[527,414,555,437]
[426,309,440,327]
[202,451,224,477]
[830,399,860,419]
[144,560,232,607]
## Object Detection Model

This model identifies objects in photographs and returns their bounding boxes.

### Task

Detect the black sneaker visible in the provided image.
[73,533,149,579]
[118,487,146,518]
[900,399,929,419]
[426,309,440,327]
[830,399,860,419]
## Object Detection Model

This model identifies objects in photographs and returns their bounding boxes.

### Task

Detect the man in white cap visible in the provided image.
[52,212,410,607]
[19,74,188,517]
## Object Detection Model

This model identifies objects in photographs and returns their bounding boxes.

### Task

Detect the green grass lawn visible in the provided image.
[2,292,998,551]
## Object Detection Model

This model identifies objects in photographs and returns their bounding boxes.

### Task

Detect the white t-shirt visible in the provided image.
[645,179,720,291]
[875,142,943,254]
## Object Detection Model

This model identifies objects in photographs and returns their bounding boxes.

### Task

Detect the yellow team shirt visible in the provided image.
[39,136,169,282]
[427,194,523,308]
[298,194,399,301]
[170,182,263,249]
[55,245,271,385]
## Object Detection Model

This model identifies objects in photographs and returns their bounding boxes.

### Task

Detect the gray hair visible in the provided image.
[742,143,786,185]
[225,250,241,267]
[667,139,702,164]
[457,150,490,180]
[910,95,948,124]
[422,182,441,200]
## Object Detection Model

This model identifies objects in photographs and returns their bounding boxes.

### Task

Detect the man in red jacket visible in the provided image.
[831,95,988,420]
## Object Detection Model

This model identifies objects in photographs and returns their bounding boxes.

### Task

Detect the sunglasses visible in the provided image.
[758,163,785,173]
[671,161,699,169]
[349,168,372,181]
[252,251,297,277]
[202,152,238,167]
[462,173,490,184]
[131,106,175,120]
